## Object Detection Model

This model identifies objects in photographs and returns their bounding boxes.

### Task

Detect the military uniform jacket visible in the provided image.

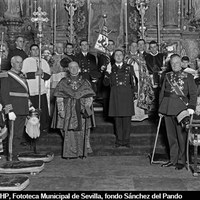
[104,63,137,116]
[75,52,100,81]
[0,71,29,115]
[159,71,197,116]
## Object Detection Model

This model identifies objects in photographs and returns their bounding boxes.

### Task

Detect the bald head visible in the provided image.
[68,61,80,76]
[11,56,23,73]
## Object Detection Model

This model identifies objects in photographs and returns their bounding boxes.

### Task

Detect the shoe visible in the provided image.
[175,163,185,170]
[161,161,174,167]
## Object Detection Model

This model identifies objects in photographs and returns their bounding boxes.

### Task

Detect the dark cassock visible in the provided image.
[145,52,164,115]
[145,52,164,86]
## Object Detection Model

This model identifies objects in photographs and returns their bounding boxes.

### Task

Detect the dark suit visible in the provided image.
[159,71,197,165]
[0,71,29,153]
[104,63,137,146]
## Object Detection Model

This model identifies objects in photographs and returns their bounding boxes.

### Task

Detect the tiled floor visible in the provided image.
[22,155,200,191]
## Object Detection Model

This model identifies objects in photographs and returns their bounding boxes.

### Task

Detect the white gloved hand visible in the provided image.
[187,109,195,115]
[101,65,106,71]
[29,106,35,112]
[106,63,112,74]
[8,112,16,121]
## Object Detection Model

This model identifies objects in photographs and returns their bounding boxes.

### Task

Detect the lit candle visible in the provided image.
[188,0,191,12]
[34,0,37,27]
[88,0,91,44]
[0,32,4,70]
[157,3,161,51]
[125,0,128,53]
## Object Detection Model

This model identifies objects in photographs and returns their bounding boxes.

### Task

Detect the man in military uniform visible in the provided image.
[159,54,197,170]
[75,39,100,93]
[104,49,137,148]
[1,56,31,155]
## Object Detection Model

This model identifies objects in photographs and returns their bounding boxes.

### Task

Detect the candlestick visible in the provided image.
[157,3,161,51]
[125,0,128,53]
[54,2,57,52]
[34,0,37,27]
[136,0,149,39]
[188,0,191,12]
[0,32,4,69]
[88,1,92,44]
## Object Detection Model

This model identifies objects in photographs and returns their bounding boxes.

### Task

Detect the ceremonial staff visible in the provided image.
[0,32,4,72]
[31,7,49,111]
[136,0,149,39]
[157,3,161,51]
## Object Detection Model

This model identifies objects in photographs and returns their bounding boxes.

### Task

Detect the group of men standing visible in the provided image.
[0,35,198,169]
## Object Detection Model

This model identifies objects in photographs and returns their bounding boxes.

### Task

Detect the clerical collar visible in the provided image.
[116,62,123,68]
[130,51,137,56]
[149,51,158,56]
[55,52,64,56]
[16,47,23,51]
[82,52,88,56]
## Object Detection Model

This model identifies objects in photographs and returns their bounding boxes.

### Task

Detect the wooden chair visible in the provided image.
[186,114,200,176]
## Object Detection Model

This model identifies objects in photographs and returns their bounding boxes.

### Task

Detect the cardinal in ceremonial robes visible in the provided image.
[52,61,95,159]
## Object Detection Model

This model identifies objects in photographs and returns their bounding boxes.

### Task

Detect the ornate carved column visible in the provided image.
[136,0,150,39]
[127,0,140,42]
[65,0,87,44]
